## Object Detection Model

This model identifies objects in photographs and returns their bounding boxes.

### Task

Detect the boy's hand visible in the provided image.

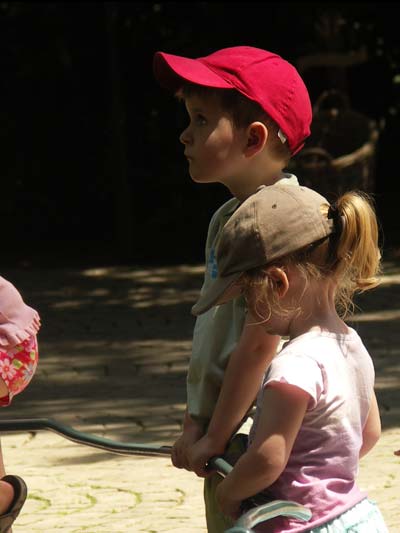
[187,434,226,478]
[171,412,204,470]
[215,479,241,520]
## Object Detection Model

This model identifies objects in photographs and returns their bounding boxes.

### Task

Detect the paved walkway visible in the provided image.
[0,259,399,532]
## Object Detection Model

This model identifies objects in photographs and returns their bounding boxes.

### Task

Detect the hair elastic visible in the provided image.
[327,203,345,263]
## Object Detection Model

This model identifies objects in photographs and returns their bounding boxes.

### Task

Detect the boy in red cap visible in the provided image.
[153,45,312,531]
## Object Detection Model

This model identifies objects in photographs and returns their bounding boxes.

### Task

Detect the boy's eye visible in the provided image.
[195,114,207,125]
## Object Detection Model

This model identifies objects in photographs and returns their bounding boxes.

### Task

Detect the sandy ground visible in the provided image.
[0,256,399,532]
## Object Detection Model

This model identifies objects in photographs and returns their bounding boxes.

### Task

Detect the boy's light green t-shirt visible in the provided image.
[187,174,299,426]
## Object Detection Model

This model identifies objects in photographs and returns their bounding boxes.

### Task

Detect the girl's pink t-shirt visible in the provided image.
[249,328,375,532]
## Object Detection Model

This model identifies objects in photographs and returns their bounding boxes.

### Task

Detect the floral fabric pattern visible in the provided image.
[0,334,39,406]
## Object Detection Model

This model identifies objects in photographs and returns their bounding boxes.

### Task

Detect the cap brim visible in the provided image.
[191,271,243,316]
[153,52,233,92]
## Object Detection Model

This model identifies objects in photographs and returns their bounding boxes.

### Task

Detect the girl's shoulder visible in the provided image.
[282,328,362,352]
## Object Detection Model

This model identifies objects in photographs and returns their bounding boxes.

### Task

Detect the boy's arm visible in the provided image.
[188,313,281,476]
[171,408,204,470]
[216,383,309,519]
[171,206,221,470]
[359,390,381,458]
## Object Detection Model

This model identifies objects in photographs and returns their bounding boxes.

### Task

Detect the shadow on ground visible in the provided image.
[1,253,399,454]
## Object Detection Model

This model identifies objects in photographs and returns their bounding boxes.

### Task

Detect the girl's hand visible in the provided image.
[187,434,226,477]
[215,479,242,521]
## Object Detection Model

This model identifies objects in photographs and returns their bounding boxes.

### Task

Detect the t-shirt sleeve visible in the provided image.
[0,276,41,350]
[264,352,324,408]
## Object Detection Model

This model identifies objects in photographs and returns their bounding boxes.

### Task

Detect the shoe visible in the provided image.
[0,475,27,533]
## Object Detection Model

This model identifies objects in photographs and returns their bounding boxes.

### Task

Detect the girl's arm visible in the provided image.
[216,382,309,519]
[187,314,281,476]
[359,390,381,459]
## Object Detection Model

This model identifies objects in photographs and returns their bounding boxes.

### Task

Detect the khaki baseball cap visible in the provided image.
[192,184,334,316]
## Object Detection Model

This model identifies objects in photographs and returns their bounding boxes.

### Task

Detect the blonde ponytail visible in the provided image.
[332,191,381,315]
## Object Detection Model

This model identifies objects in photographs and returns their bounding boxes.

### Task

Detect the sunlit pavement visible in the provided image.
[1,260,399,532]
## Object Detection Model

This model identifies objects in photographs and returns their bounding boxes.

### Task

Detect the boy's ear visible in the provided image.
[244,122,268,156]
[265,266,289,298]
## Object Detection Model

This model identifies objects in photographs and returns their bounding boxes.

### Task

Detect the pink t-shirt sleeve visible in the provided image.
[264,351,324,409]
[0,276,41,350]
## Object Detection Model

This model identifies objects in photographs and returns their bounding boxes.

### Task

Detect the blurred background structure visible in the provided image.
[1,2,399,266]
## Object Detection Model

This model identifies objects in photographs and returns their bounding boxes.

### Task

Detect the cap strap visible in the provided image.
[278,129,287,144]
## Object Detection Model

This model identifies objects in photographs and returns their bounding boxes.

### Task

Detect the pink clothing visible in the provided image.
[0,276,41,405]
[0,276,40,350]
[249,328,375,532]
[0,334,39,406]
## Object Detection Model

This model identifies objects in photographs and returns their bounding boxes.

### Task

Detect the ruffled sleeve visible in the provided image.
[0,276,41,350]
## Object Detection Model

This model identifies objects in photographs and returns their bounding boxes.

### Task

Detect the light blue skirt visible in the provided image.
[310,498,388,533]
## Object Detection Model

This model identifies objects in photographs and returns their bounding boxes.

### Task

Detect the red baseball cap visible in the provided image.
[153,46,312,155]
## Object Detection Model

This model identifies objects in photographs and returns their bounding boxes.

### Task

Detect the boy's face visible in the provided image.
[179,93,247,185]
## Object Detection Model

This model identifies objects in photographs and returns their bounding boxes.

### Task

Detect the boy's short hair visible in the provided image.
[180,83,292,162]
[153,46,312,156]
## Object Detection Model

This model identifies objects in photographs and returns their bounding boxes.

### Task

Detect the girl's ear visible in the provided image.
[244,122,268,156]
[266,266,289,298]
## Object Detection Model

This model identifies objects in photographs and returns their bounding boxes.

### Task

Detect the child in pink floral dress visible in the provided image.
[0,275,41,532]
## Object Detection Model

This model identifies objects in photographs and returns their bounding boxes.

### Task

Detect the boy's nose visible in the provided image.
[179,128,192,145]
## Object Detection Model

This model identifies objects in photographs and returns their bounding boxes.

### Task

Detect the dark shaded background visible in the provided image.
[1,2,400,266]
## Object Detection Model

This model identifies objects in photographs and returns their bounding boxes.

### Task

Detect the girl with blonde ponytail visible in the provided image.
[192,184,388,532]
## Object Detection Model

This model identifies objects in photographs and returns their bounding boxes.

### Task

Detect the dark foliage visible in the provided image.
[1,2,399,265]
